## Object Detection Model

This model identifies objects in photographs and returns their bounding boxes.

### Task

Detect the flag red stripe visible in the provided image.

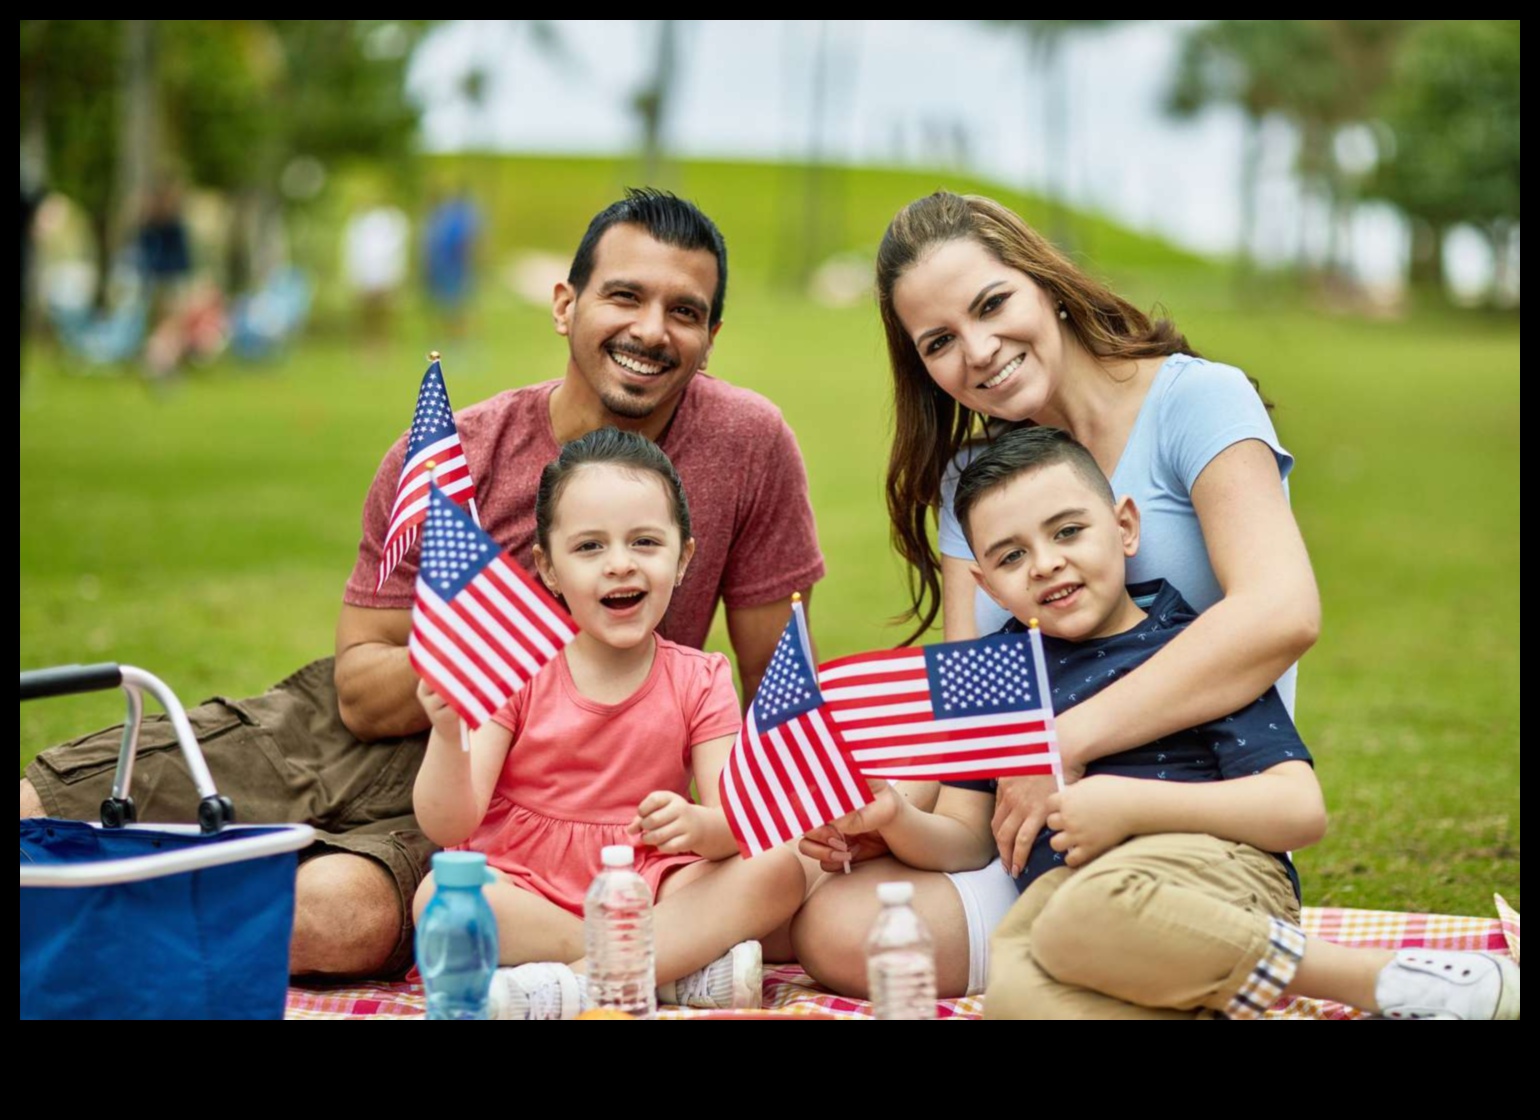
[819,647,921,673]
[780,717,839,824]
[435,597,525,694]
[738,724,797,848]
[722,750,770,857]
[484,559,575,647]
[851,742,1055,769]
[460,581,546,677]
[411,623,499,722]
[761,725,818,836]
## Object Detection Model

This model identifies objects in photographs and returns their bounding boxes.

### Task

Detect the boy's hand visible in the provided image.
[993,774,1058,878]
[629,791,712,856]
[416,679,461,740]
[1045,775,1144,867]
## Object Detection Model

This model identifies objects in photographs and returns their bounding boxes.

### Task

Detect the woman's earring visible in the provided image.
[1058,302,1069,321]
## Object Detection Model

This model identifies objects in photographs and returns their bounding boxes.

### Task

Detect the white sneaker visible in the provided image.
[657,940,763,1010]
[488,962,589,1020]
[1374,951,1520,1020]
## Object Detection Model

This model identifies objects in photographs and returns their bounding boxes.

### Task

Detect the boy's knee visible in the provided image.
[1029,861,1155,983]
[291,853,405,978]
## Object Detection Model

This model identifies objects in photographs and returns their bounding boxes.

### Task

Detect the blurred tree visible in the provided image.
[1167,20,1321,275]
[1370,19,1520,299]
[988,20,1116,248]
[633,21,681,184]
[1168,20,1410,281]
[19,20,432,305]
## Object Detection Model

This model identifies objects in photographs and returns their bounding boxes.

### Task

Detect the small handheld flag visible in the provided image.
[817,627,1061,783]
[719,596,874,858]
[377,356,480,592]
[408,485,576,729]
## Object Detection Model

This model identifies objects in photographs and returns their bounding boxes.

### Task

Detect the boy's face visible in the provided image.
[967,461,1143,642]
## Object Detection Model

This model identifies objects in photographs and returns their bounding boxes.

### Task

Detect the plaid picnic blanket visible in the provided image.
[285,897,1519,1020]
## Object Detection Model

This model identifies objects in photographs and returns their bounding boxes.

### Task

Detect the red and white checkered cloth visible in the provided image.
[284,897,1519,1020]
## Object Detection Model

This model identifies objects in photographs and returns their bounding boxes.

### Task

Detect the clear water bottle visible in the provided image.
[584,844,657,1019]
[867,880,938,1020]
[416,851,499,1021]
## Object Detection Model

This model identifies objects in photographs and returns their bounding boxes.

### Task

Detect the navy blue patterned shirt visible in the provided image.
[945,579,1311,898]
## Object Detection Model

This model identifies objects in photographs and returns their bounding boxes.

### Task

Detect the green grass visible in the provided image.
[20,155,1519,918]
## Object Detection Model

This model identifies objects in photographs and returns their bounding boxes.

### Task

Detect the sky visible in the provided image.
[407,19,1497,293]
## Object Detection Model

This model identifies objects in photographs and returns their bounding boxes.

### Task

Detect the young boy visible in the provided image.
[824,426,1518,1020]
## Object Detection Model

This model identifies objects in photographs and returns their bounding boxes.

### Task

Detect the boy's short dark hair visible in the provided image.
[567,187,729,326]
[954,426,1116,549]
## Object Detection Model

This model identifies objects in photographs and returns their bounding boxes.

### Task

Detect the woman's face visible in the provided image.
[891,237,1069,422]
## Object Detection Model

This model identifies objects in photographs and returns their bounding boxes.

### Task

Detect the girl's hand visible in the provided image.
[629,791,711,856]
[1045,775,1144,868]
[797,782,899,872]
[416,678,461,740]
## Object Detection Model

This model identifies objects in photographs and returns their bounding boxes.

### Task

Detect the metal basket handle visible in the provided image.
[20,664,235,833]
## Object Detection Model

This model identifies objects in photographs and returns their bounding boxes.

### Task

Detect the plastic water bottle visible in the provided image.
[416,851,499,1021]
[584,844,657,1019]
[867,880,938,1020]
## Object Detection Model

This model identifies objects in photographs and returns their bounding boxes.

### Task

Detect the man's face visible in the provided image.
[554,223,721,422]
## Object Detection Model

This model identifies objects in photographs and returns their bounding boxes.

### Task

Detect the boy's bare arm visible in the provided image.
[807,783,995,873]
[1046,760,1326,868]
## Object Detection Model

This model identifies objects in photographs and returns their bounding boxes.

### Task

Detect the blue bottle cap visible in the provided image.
[431,850,493,888]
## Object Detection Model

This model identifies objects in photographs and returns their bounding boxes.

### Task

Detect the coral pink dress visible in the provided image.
[460,636,740,916]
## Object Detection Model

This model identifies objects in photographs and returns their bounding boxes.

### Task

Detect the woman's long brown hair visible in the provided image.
[879,191,1204,643]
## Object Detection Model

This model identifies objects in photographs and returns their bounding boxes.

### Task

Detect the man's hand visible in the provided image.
[1046,775,1144,868]
[628,791,715,856]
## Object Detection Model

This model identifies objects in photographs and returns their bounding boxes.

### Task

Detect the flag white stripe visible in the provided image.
[720,758,765,857]
[468,573,557,665]
[849,728,1059,762]
[749,720,804,842]
[737,714,787,850]
[767,724,820,832]
[487,558,576,644]
[822,678,929,702]
[409,637,493,726]
[839,709,1053,741]
[415,607,508,711]
[400,434,464,479]
[784,717,845,821]
[860,754,1057,779]
[419,583,532,684]
[455,578,543,679]
[818,655,926,683]
[824,699,933,721]
[808,709,870,809]
[385,492,431,543]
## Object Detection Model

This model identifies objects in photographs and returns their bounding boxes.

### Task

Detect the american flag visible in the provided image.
[408,485,576,729]
[818,628,1061,782]
[377,358,480,592]
[720,600,874,858]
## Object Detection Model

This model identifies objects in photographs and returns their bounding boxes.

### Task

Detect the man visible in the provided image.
[22,189,825,979]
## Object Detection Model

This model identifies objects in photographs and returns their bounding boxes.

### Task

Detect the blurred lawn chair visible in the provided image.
[230,266,312,361]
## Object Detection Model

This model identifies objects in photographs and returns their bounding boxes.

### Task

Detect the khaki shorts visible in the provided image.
[25,657,435,976]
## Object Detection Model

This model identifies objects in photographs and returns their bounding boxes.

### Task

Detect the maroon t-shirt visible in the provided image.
[343,375,826,650]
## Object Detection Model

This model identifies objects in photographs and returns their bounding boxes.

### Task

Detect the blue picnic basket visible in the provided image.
[20,664,313,1020]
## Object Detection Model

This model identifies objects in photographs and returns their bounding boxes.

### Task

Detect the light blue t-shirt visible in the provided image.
[937,353,1297,714]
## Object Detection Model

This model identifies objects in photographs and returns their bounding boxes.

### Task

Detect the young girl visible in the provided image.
[412,427,805,1018]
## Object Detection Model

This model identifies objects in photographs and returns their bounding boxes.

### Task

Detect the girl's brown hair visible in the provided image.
[878,191,1201,642]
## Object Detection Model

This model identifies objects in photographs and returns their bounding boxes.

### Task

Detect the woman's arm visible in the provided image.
[940,555,981,642]
[1046,761,1327,867]
[1059,438,1319,771]
[411,681,516,848]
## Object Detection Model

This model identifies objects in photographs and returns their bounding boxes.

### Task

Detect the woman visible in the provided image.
[791,191,1319,999]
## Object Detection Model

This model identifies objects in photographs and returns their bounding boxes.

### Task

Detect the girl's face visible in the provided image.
[534,463,694,653]
[891,237,1070,422]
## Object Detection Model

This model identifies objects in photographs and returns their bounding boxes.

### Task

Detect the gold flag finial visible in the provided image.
[428,350,441,362]
[1027,617,1040,630]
